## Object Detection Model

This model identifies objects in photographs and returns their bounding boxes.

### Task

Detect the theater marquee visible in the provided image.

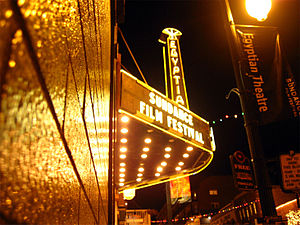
[119,70,214,152]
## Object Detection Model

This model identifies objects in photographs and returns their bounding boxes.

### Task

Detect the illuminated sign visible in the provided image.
[159,28,189,108]
[120,70,214,152]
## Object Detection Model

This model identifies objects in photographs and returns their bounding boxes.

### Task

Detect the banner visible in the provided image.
[235,26,300,125]
[170,176,191,205]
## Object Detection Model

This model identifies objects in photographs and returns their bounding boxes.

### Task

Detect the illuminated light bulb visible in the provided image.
[119,183,124,186]
[120,154,126,159]
[225,115,229,119]
[161,161,167,167]
[245,0,272,21]
[234,114,238,118]
[120,168,126,172]
[121,116,129,123]
[137,173,143,177]
[164,153,171,159]
[119,178,125,182]
[141,154,147,159]
[144,138,151,144]
[143,147,150,152]
[120,147,127,153]
[119,173,125,177]
[8,60,16,68]
[121,128,128,134]
[178,162,184,166]
[136,178,142,182]
[120,138,127,143]
[183,153,189,158]
[220,119,223,122]
[157,166,163,172]
[120,162,126,167]
[165,147,172,152]
[155,173,160,177]
[175,166,181,171]
[138,167,144,172]
[186,146,193,151]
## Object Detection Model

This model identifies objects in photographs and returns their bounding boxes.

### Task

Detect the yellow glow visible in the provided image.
[121,116,129,123]
[276,199,297,210]
[120,173,125,178]
[9,60,16,68]
[157,166,163,172]
[186,146,193,151]
[123,189,136,200]
[161,161,167,167]
[119,178,125,182]
[119,183,124,186]
[178,162,184,166]
[155,173,160,177]
[142,147,150,152]
[120,138,127,143]
[120,168,126,172]
[120,154,126,159]
[121,128,128,134]
[138,167,144,172]
[136,178,142,182]
[120,147,127,153]
[137,173,143,177]
[164,153,171,159]
[141,154,147,159]
[120,163,126,167]
[183,153,189,158]
[165,147,172,152]
[144,138,151,144]
[245,0,272,21]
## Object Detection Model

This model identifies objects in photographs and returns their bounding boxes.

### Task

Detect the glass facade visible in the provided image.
[0,0,111,224]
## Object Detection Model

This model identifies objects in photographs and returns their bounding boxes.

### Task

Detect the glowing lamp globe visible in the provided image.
[245,0,272,21]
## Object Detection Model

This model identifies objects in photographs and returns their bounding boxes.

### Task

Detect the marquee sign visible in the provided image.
[119,70,215,152]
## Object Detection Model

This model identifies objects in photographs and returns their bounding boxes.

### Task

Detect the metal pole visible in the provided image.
[165,182,173,224]
[222,0,277,219]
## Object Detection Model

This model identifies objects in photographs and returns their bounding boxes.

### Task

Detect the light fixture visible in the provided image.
[120,162,126,167]
[123,189,135,200]
[141,154,147,159]
[144,138,151,144]
[155,173,160,177]
[120,138,127,143]
[183,153,189,158]
[119,183,124,186]
[136,178,142,182]
[120,168,126,172]
[175,166,181,171]
[138,167,144,172]
[142,147,150,152]
[120,147,127,153]
[245,0,272,21]
[121,116,129,123]
[137,173,143,177]
[165,147,172,152]
[120,154,126,159]
[178,161,184,166]
[186,146,193,151]
[161,161,167,167]
[119,173,125,177]
[121,128,128,134]
[157,166,163,172]
[164,153,171,159]
[119,178,125,182]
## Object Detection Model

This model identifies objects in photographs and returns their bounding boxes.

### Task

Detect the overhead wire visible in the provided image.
[118,27,148,85]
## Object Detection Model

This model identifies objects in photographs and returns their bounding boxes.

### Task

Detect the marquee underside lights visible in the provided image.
[117,71,215,191]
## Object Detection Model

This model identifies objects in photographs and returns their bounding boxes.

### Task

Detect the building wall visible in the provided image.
[0,0,111,224]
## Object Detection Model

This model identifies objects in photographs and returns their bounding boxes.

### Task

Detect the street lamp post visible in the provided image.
[222,0,277,220]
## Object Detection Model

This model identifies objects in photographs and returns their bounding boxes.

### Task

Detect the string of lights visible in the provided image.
[211,112,245,124]
[151,199,259,224]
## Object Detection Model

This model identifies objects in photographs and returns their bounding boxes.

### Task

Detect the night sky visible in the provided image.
[118,0,299,211]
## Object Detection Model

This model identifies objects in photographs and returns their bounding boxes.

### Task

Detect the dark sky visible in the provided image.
[118,0,299,211]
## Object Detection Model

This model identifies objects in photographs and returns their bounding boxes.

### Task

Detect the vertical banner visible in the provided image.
[170,176,191,205]
[159,28,189,109]
[235,26,300,125]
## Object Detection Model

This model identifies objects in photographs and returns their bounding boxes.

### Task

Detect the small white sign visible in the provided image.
[280,153,300,191]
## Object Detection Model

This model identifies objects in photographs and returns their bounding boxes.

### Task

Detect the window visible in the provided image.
[211,202,220,209]
[209,189,218,195]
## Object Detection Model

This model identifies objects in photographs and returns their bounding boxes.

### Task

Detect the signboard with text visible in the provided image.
[280,153,300,191]
[230,151,255,190]
[119,71,214,152]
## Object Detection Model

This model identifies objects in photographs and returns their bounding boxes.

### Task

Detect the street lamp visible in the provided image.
[245,0,272,21]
